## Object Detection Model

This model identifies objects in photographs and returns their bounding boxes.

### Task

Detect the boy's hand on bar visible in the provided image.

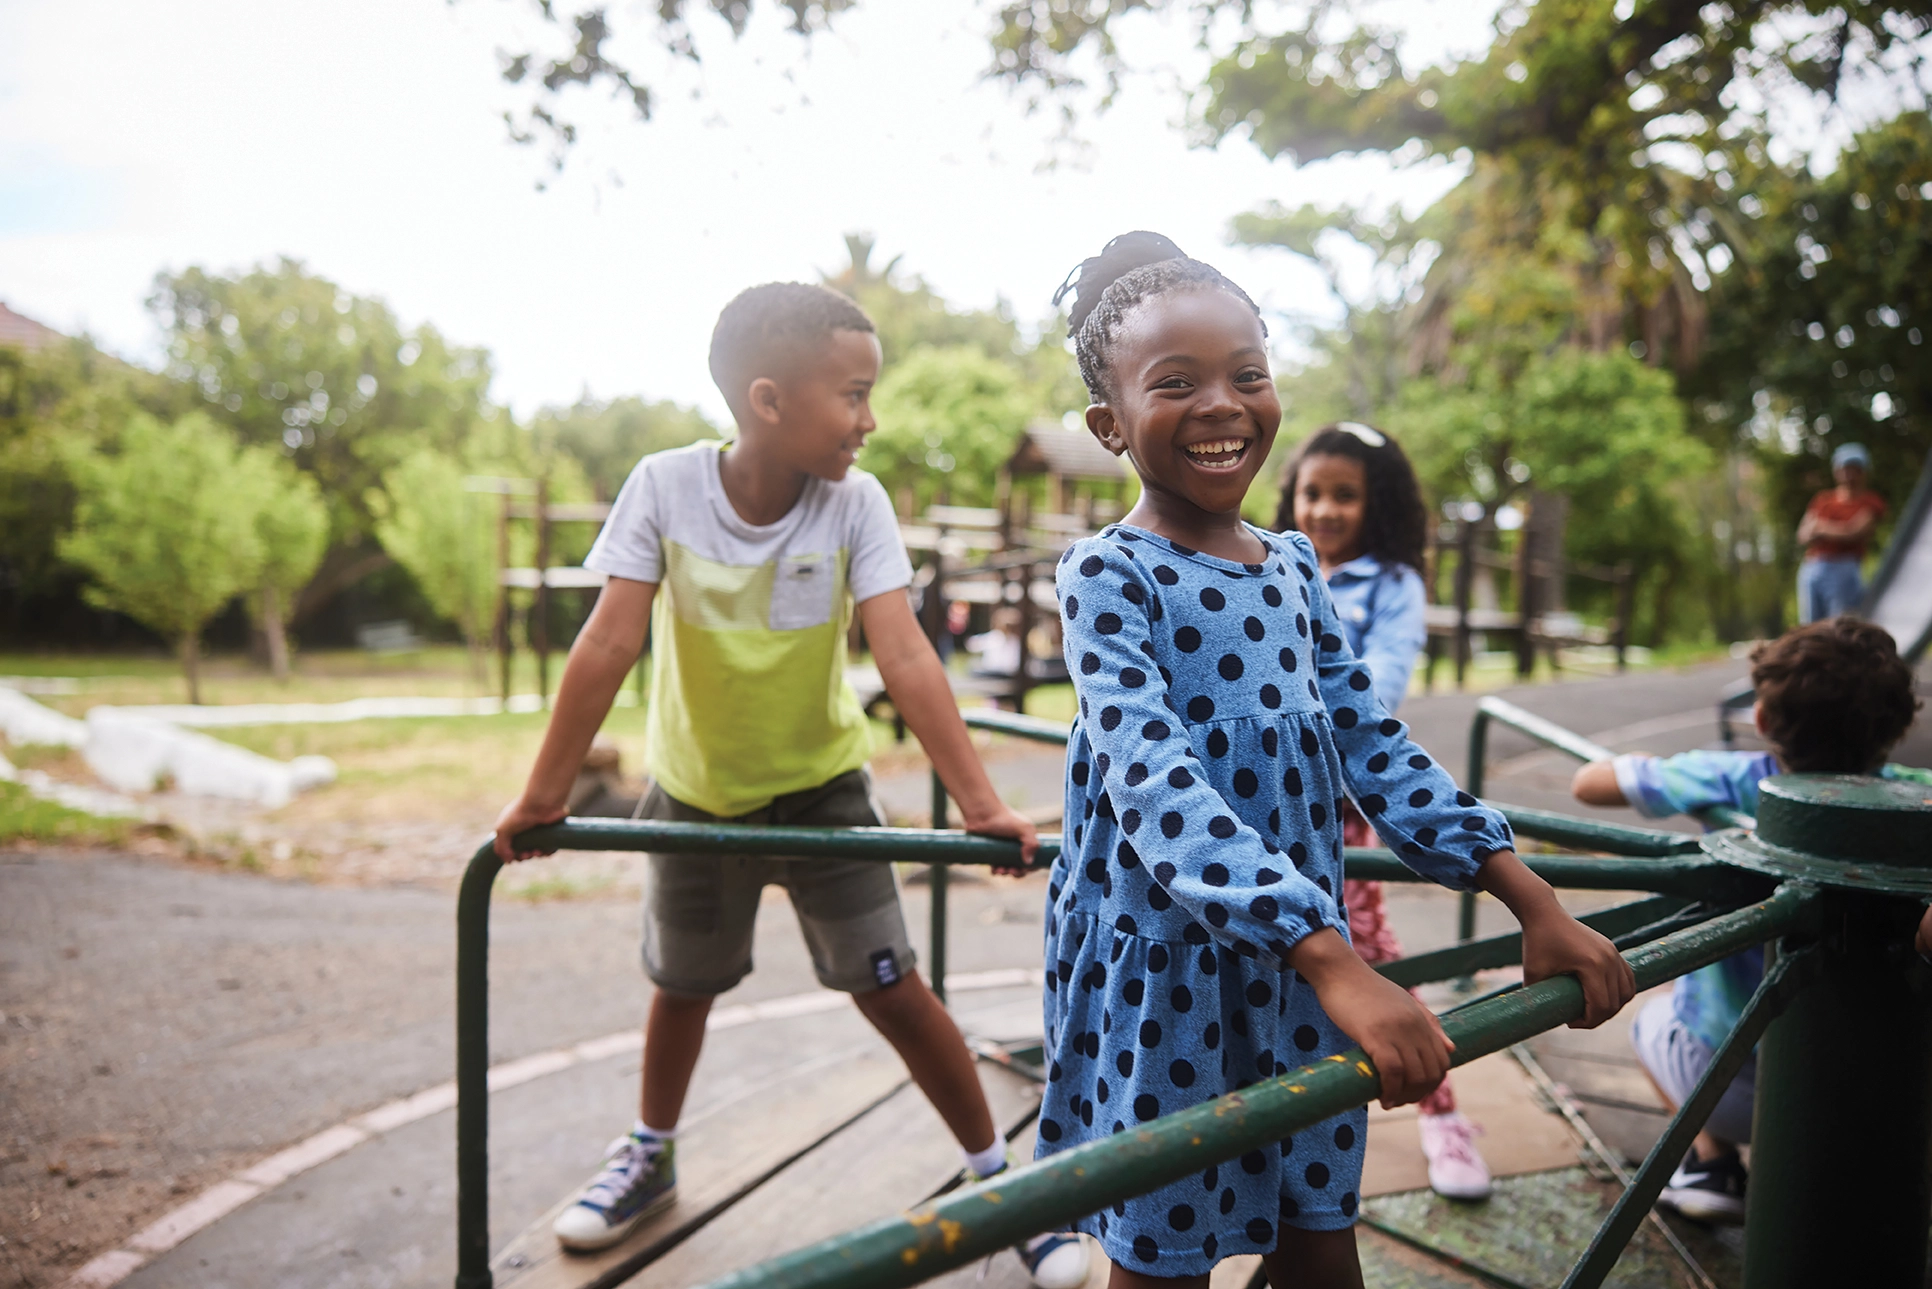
[960,801,1039,876]
[493,793,569,863]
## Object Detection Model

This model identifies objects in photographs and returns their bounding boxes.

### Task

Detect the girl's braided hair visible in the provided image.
[1052,231,1268,403]
[1273,424,1430,576]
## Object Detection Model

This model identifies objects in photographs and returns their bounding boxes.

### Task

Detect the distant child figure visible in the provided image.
[1572,615,1925,1223]
[967,605,1027,678]
[1275,422,1493,1202]
[1796,442,1885,622]
[492,284,1083,1288]
[1041,231,1633,1287]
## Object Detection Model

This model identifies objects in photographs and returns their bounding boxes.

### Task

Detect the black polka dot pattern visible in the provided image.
[1042,526,1512,1275]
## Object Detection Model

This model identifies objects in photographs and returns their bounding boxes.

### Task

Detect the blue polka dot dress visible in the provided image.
[1036,523,1514,1277]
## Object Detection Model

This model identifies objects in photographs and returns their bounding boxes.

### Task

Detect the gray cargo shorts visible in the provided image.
[639,768,917,998]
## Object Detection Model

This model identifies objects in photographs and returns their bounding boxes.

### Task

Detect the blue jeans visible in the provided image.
[1798,556,1863,623]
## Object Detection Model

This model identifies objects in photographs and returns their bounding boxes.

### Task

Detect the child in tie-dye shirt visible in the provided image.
[1573,615,1926,1225]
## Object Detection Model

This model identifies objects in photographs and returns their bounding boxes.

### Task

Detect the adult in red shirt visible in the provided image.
[1796,442,1885,622]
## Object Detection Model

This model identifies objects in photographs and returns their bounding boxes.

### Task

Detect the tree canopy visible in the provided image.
[57,414,273,701]
[531,395,720,501]
[374,451,503,668]
[861,344,1033,509]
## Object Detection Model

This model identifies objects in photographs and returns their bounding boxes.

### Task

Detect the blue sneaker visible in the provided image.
[553,1130,677,1251]
[1018,1231,1088,1288]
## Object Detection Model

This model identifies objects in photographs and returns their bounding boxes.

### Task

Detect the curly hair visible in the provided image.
[708,282,875,415]
[1750,616,1920,772]
[1052,231,1267,404]
[1272,424,1430,575]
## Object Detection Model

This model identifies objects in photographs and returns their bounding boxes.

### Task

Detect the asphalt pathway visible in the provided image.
[8,657,1928,1288]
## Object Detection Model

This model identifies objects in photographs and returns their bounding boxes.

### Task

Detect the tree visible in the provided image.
[57,414,268,702]
[0,334,185,608]
[826,234,1029,370]
[1397,350,1711,641]
[149,258,503,620]
[860,345,1033,509]
[240,455,330,681]
[532,395,719,501]
[374,451,501,676]
[989,0,1932,390]
[1699,112,1932,534]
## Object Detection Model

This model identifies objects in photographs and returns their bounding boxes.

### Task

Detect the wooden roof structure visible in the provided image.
[1005,422,1127,481]
[0,302,61,352]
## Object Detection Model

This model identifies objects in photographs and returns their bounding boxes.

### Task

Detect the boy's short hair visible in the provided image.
[1750,616,1920,772]
[708,283,875,415]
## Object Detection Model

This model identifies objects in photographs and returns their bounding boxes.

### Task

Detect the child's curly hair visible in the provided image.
[1751,616,1920,772]
[1272,424,1430,576]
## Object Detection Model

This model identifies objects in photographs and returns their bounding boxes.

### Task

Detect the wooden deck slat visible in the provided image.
[633,1063,1041,1286]
[490,1046,910,1289]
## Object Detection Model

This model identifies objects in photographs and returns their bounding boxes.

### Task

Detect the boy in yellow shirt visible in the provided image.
[494,284,1079,1283]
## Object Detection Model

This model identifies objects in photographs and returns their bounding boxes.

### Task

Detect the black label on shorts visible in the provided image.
[869,949,901,988]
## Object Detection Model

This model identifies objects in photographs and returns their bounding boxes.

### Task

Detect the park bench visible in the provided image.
[455,702,1932,1289]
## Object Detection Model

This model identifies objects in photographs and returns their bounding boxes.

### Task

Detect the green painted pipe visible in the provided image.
[455,841,501,1289]
[514,818,1059,868]
[1340,847,1756,900]
[1375,894,1691,989]
[960,708,1077,745]
[1493,802,1703,856]
[695,882,1821,1289]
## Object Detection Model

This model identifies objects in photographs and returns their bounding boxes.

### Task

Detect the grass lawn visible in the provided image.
[1,646,637,716]
[1,638,1738,884]
[0,779,133,846]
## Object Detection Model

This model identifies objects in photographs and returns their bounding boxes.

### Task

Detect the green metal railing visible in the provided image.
[1460,695,1753,947]
[698,884,1817,1289]
[925,709,1074,1002]
[457,703,1932,1289]
[454,819,1055,1289]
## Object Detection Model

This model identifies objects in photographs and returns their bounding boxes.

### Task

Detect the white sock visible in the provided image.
[963,1139,1007,1178]
[635,1120,677,1142]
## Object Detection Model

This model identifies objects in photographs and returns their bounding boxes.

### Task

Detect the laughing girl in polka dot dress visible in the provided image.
[1037,232,1635,1289]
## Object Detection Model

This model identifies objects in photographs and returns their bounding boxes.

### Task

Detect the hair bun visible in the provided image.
[1053,231,1187,333]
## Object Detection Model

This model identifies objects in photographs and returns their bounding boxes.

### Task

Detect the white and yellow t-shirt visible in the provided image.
[584,440,913,817]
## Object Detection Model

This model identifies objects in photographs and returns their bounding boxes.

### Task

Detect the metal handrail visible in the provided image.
[1461,695,1752,951]
[456,823,1045,1289]
[1469,695,1754,832]
[959,707,1075,745]
[454,816,1734,1287]
[697,882,1822,1289]
[457,700,1932,1289]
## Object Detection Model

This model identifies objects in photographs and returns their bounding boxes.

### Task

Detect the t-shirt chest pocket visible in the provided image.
[769,552,839,630]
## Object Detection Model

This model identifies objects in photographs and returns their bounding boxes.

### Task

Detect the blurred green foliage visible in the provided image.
[531,396,719,501]
[863,345,1033,508]
[0,336,185,599]
[0,780,133,846]
[375,451,503,667]
[150,258,503,543]
[57,413,275,700]
[828,233,1083,510]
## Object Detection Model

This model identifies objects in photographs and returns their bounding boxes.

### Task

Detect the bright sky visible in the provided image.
[0,0,1500,424]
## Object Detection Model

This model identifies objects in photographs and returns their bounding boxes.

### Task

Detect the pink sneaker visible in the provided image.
[1418,1111,1492,1201]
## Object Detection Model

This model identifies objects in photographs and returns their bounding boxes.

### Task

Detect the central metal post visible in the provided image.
[1744,900,1932,1286]
[1742,776,1932,1287]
